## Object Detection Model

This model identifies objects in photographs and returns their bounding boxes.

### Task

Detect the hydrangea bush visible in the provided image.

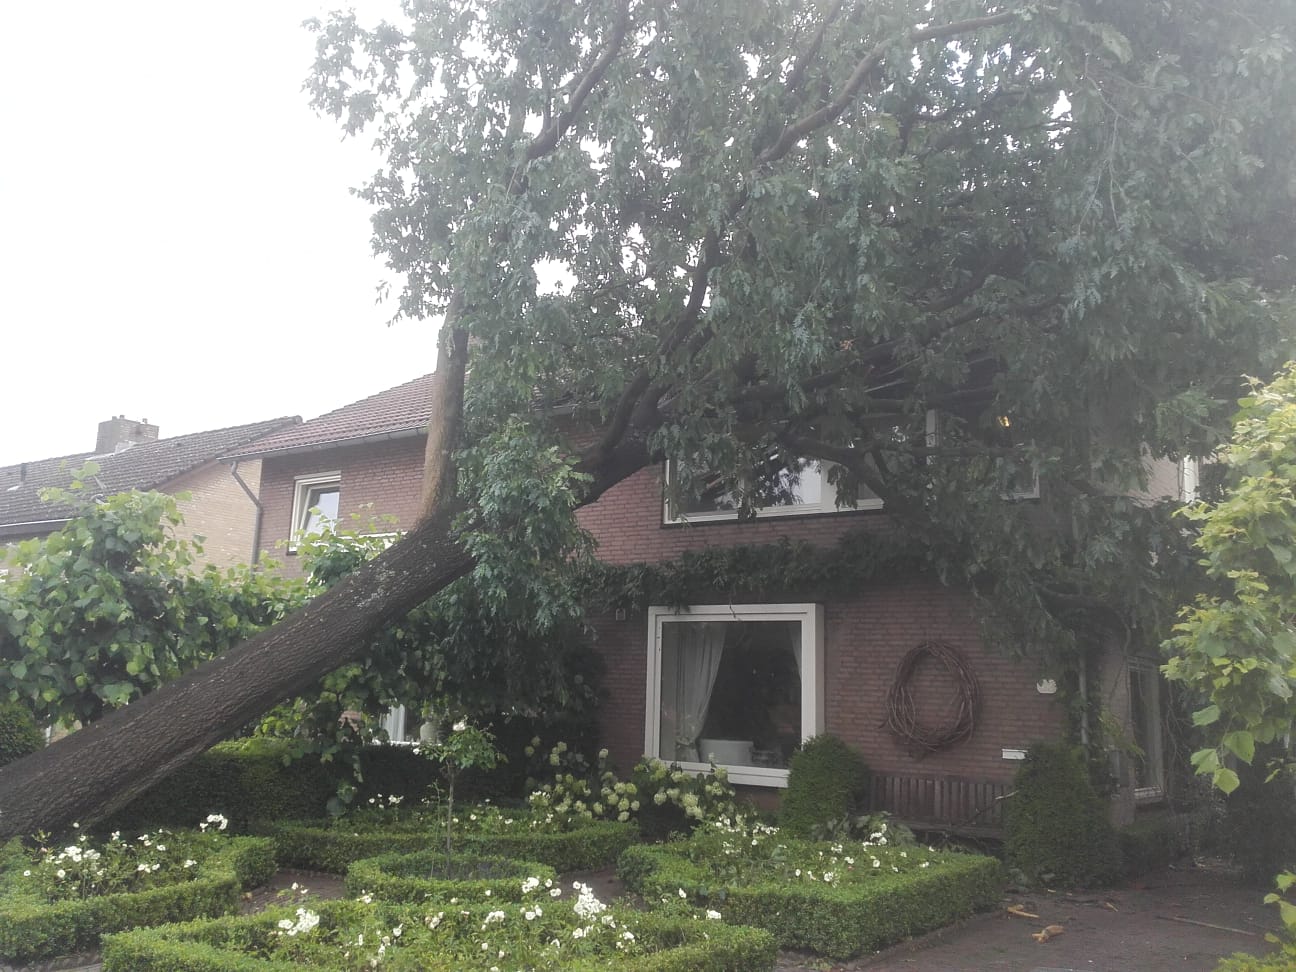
[526,741,739,837]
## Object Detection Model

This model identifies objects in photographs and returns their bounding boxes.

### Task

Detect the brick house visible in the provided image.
[232,375,1190,828]
[0,415,298,570]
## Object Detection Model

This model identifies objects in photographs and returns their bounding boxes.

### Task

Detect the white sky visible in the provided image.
[0,1,434,467]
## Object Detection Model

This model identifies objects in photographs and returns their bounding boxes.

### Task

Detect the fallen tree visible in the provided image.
[3,0,1293,837]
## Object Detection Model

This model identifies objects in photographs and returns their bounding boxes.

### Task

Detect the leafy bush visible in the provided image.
[0,833,274,963]
[779,734,869,837]
[101,893,777,970]
[1004,742,1121,888]
[269,809,638,874]
[1117,811,1198,878]
[1218,751,1296,883]
[527,744,740,840]
[345,849,554,903]
[1216,944,1296,972]
[618,819,1002,958]
[0,702,42,767]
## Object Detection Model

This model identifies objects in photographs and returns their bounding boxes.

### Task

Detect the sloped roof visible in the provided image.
[0,417,299,529]
[224,372,438,459]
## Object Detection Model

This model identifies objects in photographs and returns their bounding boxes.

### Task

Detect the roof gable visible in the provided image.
[0,417,299,529]
[224,372,438,459]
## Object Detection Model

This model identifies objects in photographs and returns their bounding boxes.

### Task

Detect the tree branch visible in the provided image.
[758,11,1017,165]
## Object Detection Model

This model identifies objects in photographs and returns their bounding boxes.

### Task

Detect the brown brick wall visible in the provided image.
[577,464,896,565]
[165,461,263,569]
[256,436,427,574]
[579,464,1064,789]
[589,581,1063,787]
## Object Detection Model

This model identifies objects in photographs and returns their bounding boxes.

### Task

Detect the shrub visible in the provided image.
[1218,749,1296,883]
[0,702,43,768]
[101,894,778,970]
[1117,810,1198,878]
[1004,741,1120,888]
[269,812,638,873]
[525,744,740,840]
[345,849,554,903]
[1216,944,1296,972]
[0,835,275,964]
[618,820,1002,958]
[779,734,869,837]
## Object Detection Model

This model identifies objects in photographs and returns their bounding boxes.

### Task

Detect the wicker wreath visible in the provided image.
[882,641,980,757]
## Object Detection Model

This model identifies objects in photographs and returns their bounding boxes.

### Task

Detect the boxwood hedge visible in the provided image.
[618,839,1002,959]
[345,849,556,903]
[0,836,276,964]
[269,816,638,873]
[101,898,778,971]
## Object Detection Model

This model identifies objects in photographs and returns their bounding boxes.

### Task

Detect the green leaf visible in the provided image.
[1222,731,1255,764]
[1212,767,1241,794]
[1192,704,1221,727]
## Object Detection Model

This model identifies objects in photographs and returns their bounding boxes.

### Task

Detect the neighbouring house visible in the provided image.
[0,415,299,570]
[223,373,439,743]
[233,374,1194,830]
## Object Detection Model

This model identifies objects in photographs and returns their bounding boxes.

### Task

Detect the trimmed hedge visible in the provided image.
[0,837,275,964]
[345,849,555,903]
[100,898,778,971]
[618,840,1002,959]
[269,817,639,873]
[101,739,435,834]
[779,734,869,837]
[1004,742,1121,889]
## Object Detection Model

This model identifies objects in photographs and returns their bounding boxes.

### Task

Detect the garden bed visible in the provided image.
[0,826,276,964]
[618,820,1003,959]
[344,849,556,903]
[101,887,777,970]
[268,803,638,873]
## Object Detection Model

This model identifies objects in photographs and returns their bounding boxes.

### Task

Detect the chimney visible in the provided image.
[95,415,159,454]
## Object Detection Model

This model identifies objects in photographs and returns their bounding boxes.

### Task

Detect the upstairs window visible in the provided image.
[290,473,340,550]
[664,457,881,523]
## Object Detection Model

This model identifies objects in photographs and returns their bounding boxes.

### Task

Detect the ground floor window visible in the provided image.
[1129,659,1164,799]
[645,603,824,787]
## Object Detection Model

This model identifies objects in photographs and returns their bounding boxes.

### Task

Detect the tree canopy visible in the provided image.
[2,0,1294,837]
[309,0,1294,648]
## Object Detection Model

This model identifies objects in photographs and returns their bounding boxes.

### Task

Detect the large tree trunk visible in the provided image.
[0,433,652,839]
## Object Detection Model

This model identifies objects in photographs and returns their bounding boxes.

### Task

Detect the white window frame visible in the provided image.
[1179,458,1200,503]
[663,460,881,523]
[644,602,825,788]
[289,472,341,551]
[1129,658,1165,801]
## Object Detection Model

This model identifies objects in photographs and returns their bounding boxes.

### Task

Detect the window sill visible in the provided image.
[668,760,790,789]
[1133,785,1164,804]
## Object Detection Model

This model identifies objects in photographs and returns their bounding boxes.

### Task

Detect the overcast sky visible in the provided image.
[0,1,433,467]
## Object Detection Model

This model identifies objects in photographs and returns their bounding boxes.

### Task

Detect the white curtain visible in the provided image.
[672,622,727,760]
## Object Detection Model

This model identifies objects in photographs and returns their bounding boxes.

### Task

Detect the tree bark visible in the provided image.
[419,309,470,523]
[0,436,653,839]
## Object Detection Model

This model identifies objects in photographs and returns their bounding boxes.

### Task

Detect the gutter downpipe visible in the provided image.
[227,460,265,565]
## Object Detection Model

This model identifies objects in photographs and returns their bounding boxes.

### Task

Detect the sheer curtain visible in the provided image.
[673,621,727,761]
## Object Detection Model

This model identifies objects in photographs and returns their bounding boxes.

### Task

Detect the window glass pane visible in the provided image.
[300,485,340,535]
[659,619,801,768]
[1129,668,1159,789]
[677,459,823,515]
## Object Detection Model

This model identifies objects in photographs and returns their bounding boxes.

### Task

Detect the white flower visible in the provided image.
[426,912,444,929]
[678,888,687,898]
[56,869,66,879]
[183,860,196,868]
[705,910,722,920]
[453,719,468,731]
